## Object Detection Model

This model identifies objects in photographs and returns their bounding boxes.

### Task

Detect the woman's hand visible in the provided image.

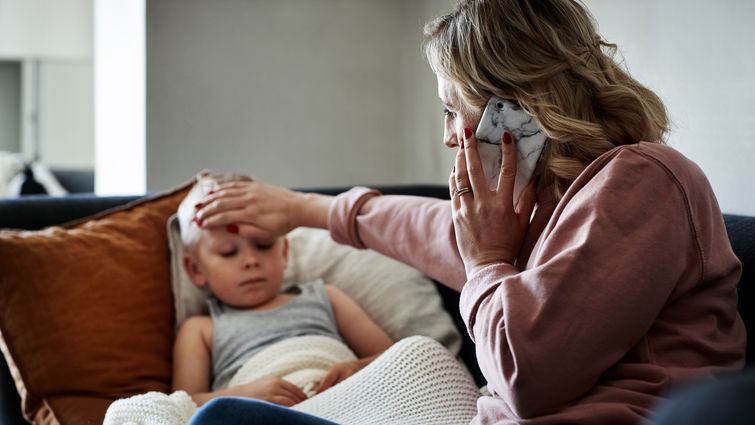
[450,129,537,278]
[194,181,333,238]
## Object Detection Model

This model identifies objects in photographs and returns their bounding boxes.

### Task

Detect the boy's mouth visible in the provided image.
[239,277,265,286]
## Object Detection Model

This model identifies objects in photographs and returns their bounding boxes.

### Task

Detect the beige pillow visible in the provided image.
[168,217,461,354]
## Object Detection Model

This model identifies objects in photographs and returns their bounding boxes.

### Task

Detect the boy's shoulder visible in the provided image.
[178,314,212,333]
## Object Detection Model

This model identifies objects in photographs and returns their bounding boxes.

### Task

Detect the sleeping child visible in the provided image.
[171,172,393,407]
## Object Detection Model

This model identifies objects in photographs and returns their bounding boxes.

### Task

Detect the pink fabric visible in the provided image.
[328,142,746,424]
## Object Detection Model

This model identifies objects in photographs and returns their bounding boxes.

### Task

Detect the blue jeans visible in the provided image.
[648,367,755,425]
[188,397,340,425]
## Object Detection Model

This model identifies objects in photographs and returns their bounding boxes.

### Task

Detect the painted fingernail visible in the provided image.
[460,139,465,149]
[194,202,203,209]
[208,190,215,195]
[464,128,473,140]
[226,224,239,234]
[197,219,204,228]
[503,132,513,145]
[453,166,456,173]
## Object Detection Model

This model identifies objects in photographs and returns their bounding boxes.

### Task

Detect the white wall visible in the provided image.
[146,0,455,191]
[583,0,755,215]
[38,60,94,169]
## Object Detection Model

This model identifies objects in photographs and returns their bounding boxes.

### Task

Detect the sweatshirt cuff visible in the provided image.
[459,262,519,341]
[328,186,381,249]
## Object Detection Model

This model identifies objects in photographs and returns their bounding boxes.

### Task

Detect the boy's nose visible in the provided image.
[242,251,260,268]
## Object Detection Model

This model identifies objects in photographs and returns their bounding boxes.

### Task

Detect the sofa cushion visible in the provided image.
[0,183,191,424]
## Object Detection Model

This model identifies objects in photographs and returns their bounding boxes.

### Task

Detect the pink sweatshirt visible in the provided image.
[328,142,746,424]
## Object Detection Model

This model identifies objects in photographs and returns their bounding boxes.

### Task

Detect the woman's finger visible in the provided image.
[454,143,471,195]
[496,132,517,201]
[461,127,487,195]
[516,179,537,229]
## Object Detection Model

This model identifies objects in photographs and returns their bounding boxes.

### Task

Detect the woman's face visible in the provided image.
[437,76,482,149]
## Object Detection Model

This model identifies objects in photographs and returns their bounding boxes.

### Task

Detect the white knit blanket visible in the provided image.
[227,335,357,397]
[104,335,480,425]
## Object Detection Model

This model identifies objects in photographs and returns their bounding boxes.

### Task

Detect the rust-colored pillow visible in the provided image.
[0,184,191,425]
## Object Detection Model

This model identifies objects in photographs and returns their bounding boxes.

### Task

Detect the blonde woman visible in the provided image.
[191,1,746,424]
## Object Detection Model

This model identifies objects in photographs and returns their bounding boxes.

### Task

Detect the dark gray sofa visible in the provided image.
[0,185,752,424]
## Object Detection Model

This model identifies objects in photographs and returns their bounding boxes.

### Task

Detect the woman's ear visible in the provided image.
[182,252,207,288]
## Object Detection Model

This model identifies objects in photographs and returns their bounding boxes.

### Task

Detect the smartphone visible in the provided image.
[475,97,547,205]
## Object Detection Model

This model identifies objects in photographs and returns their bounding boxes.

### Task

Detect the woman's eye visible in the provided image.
[255,243,273,251]
[443,108,455,118]
[219,249,237,258]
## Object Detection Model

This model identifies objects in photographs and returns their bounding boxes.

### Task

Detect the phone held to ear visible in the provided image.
[475,97,547,205]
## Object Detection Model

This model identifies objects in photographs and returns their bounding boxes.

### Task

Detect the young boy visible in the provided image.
[172,173,393,407]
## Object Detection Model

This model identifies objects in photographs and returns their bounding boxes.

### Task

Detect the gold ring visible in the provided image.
[455,187,472,196]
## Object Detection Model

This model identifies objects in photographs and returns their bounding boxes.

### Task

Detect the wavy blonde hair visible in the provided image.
[424,0,669,197]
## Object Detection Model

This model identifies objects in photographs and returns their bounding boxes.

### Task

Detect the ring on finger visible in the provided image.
[455,187,473,196]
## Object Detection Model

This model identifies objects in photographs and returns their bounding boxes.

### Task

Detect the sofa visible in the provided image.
[0,184,752,425]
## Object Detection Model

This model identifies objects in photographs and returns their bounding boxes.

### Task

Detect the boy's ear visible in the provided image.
[182,252,207,288]
[281,237,289,269]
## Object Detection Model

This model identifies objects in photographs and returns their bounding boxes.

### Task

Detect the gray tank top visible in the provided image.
[208,279,342,391]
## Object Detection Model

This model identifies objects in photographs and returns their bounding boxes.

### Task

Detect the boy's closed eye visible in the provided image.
[218,248,237,258]
[253,238,275,250]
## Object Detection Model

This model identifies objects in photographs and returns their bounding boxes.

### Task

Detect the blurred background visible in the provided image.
[0,0,753,215]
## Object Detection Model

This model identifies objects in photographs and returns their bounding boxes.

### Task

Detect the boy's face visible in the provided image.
[183,229,289,309]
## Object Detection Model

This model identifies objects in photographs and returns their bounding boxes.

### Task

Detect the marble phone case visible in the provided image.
[475,97,547,204]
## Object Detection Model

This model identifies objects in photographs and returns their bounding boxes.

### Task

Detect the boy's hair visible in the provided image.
[177,171,254,248]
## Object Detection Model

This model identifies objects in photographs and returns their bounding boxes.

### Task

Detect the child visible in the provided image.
[172,173,393,407]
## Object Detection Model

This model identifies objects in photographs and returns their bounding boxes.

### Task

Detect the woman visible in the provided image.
[192,0,746,423]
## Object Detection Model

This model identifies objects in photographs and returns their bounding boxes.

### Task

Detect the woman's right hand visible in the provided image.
[233,377,308,406]
[194,181,333,239]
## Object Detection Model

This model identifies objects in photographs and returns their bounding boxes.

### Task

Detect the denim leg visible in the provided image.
[649,367,755,425]
[188,397,340,425]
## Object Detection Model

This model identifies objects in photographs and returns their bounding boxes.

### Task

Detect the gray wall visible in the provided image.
[583,0,755,215]
[146,0,455,191]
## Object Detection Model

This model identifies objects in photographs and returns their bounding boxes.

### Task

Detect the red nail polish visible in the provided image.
[226,224,239,234]
[503,132,513,145]
[464,128,473,140]
[197,219,204,228]
[453,166,456,173]
[460,139,465,149]
[194,202,203,209]
[208,190,215,195]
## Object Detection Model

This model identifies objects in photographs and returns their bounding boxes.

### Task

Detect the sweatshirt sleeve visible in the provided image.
[329,187,467,291]
[459,148,702,419]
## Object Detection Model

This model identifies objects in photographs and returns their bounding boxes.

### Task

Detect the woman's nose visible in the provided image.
[445,134,459,148]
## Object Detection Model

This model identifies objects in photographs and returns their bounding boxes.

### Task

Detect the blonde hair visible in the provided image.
[424,0,669,197]
[177,171,254,248]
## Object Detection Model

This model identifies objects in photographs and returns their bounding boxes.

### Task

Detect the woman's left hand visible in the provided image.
[450,129,537,278]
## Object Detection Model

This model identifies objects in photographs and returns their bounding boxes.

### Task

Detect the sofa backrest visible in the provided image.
[723,214,754,362]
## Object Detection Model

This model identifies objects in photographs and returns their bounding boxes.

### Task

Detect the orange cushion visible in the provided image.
[0,184,191,424]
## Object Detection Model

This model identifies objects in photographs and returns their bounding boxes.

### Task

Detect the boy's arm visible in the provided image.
[325,284,393,357]
[172,315,309,406]
[172,316,213,396]
[317,285,393,392]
